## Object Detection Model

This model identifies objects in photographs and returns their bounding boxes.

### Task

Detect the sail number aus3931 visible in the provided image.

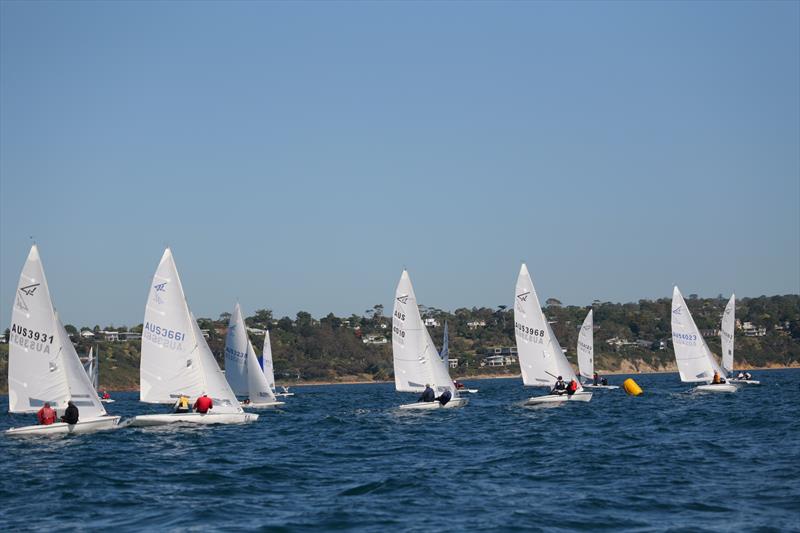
[10,323,53,344]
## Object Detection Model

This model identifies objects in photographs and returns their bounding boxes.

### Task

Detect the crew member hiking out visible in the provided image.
[61,401,79,424]
[437,389,452,406]
[194,394,213,414]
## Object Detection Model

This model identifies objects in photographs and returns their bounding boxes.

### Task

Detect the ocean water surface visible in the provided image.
[1,369,799,531]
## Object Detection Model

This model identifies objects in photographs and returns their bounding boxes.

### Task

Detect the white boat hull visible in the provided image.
[695,383,739,393]
[100,399,115,403]
[128,412,259,427]
[241,401,285,409]
[5,415,122,436]
[274,392,294,397]
[728,379,760,385]
[399,397,469,410]
[456,388,479,394]
[525,391,593,405]
[583,384,620,390]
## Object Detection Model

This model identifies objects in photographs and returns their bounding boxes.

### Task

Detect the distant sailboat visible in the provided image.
[83,346,114,402]
[577,310,618,390]
[129,249,259,426]
[392,270,467,409]
[720,294,760,385]
[513,263,592,404]
[671,286,738,393]
[224,303,283,408]
[6,245,121,435]
[261,330,293,397]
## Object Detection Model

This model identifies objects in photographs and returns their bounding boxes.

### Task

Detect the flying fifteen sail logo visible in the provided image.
[153,282,168,305]
[672,306,682,315]
[396,295,409,304]
[20,283,40,296]
[517,291,530,302]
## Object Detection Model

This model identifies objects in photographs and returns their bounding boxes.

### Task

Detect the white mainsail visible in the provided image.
[224,303,249,396]
[577,309,594,381]
[261,330,276,391]
[721,294,735,374]
[7,245,107,418]
[513,263,579,387]
[140,248,242,413]
[392,270,456,397]
[224,303,276,403]
[671,286,726,383]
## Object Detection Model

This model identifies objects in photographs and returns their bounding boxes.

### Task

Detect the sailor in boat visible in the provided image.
[712,371,727,385]
[37,402,57,426]
[436,390,452,406]
[551,376,567,396]
[600,377,609,386]
[737,371,745,379]
[193,393,213,414]
[592,372,599,386]
[744,372,752,380]
[174,394,191,413]
[101,391,111,400]
[418,384,435,403]
[453,380,465,390]
[60,401,79,425]
[566,379,578,396]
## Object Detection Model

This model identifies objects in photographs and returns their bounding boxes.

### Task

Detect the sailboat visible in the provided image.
[260,330,293,397]
[442,321,477,394]
[514,263,592,405]
[224,303,284,408]
[129,249,258,426]
[671,286,738,393]
[6,245,121,435]
[577,310,618,390]
[83,346,114,402]
[392,270,467,409]
[721,294,760,385]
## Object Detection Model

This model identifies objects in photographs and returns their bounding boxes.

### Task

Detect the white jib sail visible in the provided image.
[246,336,277,403]
[224,303,249,396]
[514,263,578,387]
[577,309,594,381]
[262,330,276,391]
[392,270,455,396]
[8,245,106,417]
[55,313,107,418]
[720,294,735,374]
[671,286,725,383]
[140,249,241,412]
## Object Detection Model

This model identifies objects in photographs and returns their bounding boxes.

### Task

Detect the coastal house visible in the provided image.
[423,317,440,327]
[467,320,486,330]
[449,358,458,368]
[742,322,766,337]
[362,334,388,345]
[80,330,95,338]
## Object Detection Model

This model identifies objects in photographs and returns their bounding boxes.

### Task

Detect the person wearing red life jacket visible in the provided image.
[194,394,213,414]
[567,379,578,396]
[37,402,57,425]
[102,391,111,400]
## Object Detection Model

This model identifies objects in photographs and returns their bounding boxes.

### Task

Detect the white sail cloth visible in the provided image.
[671,286,726,383]
[513,263,579,388]
[392,270,456,397]
[224,303,277,403]
[577,310,594,381]
[140,248,241,413]
[721,294,735,374]
[8,245,107,418]
[262,330,276,391]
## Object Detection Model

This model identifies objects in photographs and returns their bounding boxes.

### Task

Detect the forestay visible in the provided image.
[513,263,579,387]
[671,286,726,383]
[7,245,106,418]
[721,294,735,374]
[140,248,241,413]
[577,310,594,381]
[392,270,455,397]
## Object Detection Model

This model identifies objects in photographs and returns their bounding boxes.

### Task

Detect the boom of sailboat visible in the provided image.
[6,246,762,435]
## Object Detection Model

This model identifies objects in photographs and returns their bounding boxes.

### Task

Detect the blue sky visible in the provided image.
[1,1,798,327]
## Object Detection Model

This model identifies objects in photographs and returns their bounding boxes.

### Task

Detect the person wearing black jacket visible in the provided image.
[436,390,452,406]
[419,384,435,402]
[60,401,79,425]
[551,376,567,395]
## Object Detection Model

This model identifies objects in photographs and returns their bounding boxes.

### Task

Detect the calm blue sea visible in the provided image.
[1,369,799,532]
